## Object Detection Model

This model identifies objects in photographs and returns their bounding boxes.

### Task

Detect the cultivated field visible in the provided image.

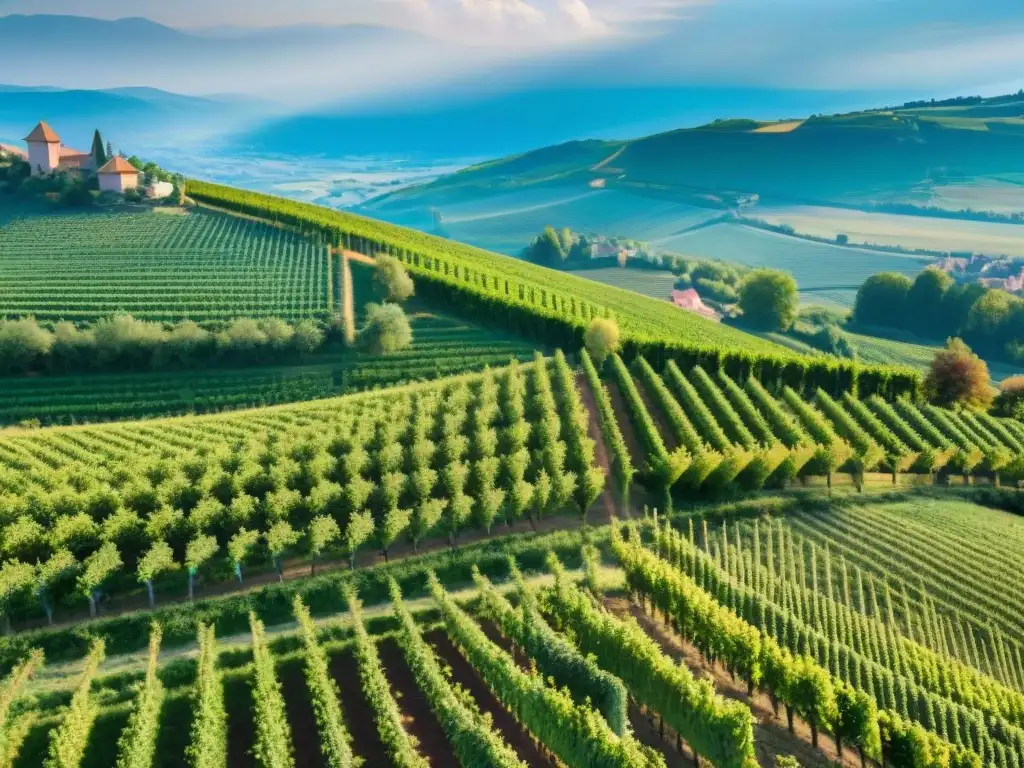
[846,329,1024,383]
[756,205,1024,258]
[0,313,539,426]
[0,208,331,322]
[658,223,928,306]
[392,187,723,255]
[564,267,678,300]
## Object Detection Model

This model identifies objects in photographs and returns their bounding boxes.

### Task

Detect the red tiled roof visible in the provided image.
[59,147,90,159]
[98,156,139,175]
[0,143,28,159]
[24,121,61,143]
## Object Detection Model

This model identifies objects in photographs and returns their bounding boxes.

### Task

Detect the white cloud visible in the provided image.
[459,0,546,27]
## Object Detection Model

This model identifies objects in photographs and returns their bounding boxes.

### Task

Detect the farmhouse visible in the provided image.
[97,156,140,193]
[23,121,94,176]
[671,288,721,320]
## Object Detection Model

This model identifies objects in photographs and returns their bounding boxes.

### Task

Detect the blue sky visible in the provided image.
[1,0,1022,98]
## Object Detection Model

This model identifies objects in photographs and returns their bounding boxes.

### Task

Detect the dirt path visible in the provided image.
[634,376,681,452]
[14,510,586,634]
[329,648,395,766]
[604,597,861,768]
[376,637,455,766]
[482,612,691,766]
[426,629,555,768]
[279,660,327,768]
[604,374,647,473]
[225,674,257,768]
[576,371,618,523]
[337,248,376,266]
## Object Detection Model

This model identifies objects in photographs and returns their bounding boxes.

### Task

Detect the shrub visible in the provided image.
[584,317,620,366]
[924,338,993,408]
[372,255,415,303]
[358,303,413,355]
[738,269,799,331]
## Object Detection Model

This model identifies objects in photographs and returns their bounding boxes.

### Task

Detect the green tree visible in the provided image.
[372,255,415,303]
[852,273,912,328]
[410,498,445,552]
[358,303,413,355]
[343,510,375,569]
[0,560,34,635]
[307,515,340,575]
[379,507,412,562]
[78,542,122,618]
[292,320,324,356]
[834,682,881,765]
[266,521,300,581]
[36,549,78,625]
[185,534,219,600]
[905,267,953,338]
[966,289,1020,356]
[584,318,620,366]
[789,658,837,748]
[228,528,260,583]
[738,269,799,331]
[925,337,993,408]
[90,130,107,169]
[0,318,55,374]
[525,226,569,265]
[137,541,179,609]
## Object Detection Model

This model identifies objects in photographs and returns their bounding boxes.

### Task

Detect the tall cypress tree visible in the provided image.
[91,130,108,168]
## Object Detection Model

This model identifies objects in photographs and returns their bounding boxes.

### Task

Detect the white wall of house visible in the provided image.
[98,172,139,193]
[27,141,59,175]
[146,180,174,199]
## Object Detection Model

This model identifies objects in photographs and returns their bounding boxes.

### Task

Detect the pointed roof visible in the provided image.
[97,156,139,175]
[24,121,61,144]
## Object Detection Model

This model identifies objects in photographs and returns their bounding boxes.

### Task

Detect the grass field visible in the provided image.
[0,313,539,426]
[0,206,331,322]
[564,266,677,300]
[659,222,929,306]
[757,204,1024,257]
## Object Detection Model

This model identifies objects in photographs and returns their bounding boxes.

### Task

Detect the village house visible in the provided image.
[97,156,141,194]
[14,120,142,195]
[24,121,95,176]
[671,288,722,320]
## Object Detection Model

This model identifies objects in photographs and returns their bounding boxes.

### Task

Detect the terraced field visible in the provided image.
[657,222,929,306]
[0,314,539,425]
[0,208,330,321]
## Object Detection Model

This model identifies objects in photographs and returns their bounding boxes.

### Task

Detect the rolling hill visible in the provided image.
[365,93,1024,211]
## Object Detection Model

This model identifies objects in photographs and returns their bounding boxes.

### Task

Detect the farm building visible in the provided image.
[97,156,140,193]
[23,121,94,176]
[146,180,174,199]
[671,288,721,320]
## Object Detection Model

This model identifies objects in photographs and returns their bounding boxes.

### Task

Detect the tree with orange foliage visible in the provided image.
[924,338,993,408]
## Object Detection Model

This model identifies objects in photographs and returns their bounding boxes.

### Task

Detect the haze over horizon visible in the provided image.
[1,0,1022,108]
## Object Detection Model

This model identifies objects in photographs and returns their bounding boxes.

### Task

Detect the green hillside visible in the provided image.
[365,93,1024,210]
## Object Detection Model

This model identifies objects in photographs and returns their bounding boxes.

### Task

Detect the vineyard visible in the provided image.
[183,181,923,401]
[2,497,1018,768]
[0,353,603,625]
[0,177,1021,768]
[599,351,1024,502]
[0,314,539,426]
[0,209,330,322]
[183,181,790,354]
